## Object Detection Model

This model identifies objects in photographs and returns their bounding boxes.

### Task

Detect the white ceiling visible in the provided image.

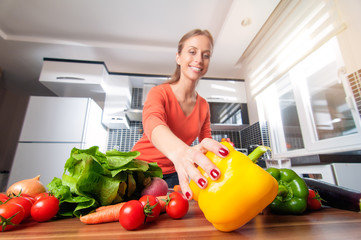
[0,0,280,95]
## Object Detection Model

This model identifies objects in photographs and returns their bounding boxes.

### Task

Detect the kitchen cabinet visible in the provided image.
[292,163,361,192]
[2,200,361,239]
[196,79,247,103]
[8,96,107,187]
[257,38,361,158]
[39,59,107,105]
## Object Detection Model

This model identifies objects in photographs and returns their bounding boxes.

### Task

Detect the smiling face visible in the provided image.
[176,35,212,82]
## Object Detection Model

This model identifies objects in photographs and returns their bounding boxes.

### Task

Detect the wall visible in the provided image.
[336,0,361,75]
[336,1,361,121]
[0,76,29,190]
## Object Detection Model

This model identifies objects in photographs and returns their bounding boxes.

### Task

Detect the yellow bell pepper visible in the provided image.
[189,141,278,232]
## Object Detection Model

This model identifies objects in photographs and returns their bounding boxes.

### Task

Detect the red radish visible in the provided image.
[141,177,168,197]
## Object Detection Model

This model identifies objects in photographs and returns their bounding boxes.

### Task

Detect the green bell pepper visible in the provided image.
[266,168,309,214]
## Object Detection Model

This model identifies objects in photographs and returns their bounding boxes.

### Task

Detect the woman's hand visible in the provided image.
[171,138,229,200]
[151,125,229,200]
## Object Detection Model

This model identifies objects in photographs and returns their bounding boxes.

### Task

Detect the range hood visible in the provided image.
[125,82,156,122]
[106,114,130,129]
[124,108,143,122]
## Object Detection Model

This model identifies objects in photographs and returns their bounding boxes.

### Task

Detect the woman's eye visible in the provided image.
[189,50,196,55]
[203,53,210,59]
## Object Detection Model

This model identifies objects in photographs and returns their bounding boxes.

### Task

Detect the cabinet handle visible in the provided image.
[56,77,86,81]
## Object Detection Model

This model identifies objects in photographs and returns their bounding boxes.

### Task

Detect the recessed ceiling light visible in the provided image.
[241,18,252,27]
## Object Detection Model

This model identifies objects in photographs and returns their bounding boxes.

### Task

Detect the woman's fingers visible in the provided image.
[198,138,230,158]
[178,173,193,200]
[184,142,228,189]
[174,139,231,200]
[189,148,220,182]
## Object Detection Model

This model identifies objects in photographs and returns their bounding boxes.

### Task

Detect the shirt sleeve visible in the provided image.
[142,85,168,141]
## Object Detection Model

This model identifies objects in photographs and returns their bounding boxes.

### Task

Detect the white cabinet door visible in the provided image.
[20,96,88,143]
[332,163,361,191]
[8,142,81,188]
[292,165,336,184]
[196,79,247,103]
[292,163,361,191]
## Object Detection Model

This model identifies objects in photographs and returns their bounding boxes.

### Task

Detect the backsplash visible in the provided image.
[131,88,143,109]
[107,122,242,151]
[240,121,270,148]
[107,122,143,151]
[107,121,268,155]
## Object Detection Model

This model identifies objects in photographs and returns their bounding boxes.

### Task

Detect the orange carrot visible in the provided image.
[81,195,169,224]
[80,202,126,224]
[156,195,168,213]
[95,202,125,212]
[173,185,182,192]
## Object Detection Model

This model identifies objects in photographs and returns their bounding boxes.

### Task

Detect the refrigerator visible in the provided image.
[7,96,108,188]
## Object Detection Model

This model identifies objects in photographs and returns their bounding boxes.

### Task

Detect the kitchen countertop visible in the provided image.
[2,200,360,240]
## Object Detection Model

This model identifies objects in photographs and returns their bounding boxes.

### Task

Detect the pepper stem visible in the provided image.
[248,146,271,163]
[277,185,289,198]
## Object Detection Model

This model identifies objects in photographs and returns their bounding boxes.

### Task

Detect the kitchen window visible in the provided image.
[257,37,361,157]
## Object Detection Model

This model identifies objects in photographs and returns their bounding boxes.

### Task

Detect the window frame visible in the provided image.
[257,38,361,158]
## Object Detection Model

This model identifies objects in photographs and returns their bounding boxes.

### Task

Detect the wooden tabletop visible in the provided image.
[1,200,361,240]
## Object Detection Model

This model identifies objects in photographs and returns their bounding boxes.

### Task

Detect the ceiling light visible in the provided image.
[241,18,252,27]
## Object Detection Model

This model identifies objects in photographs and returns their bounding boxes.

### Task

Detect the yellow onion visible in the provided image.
[7,175,46,197]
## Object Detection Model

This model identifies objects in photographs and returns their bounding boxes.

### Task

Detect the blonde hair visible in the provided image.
[166,29,214,84]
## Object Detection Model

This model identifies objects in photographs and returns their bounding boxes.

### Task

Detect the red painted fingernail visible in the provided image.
[210,169,220,179]
[185,192,191,200]
[198,178,206,188]
[219,148,229,157]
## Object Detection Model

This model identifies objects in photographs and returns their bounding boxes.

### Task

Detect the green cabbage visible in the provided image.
[47,146,162,217]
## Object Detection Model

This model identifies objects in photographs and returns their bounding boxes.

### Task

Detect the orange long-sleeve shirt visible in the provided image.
[131,83,212,174]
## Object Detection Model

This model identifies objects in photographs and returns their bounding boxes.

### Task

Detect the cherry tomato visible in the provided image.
[31,196,59,222]
[0,202,25,231]
[7,197,34,218]
[8,193,35,204]
[165,192,189,219]
[139,195,161,222]
[19,193,33,198]
[34,192,50,202]
[0,193,9,203]
[307,189,322,210]
[119,200,145,230]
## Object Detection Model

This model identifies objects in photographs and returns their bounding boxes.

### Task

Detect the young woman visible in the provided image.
[132,29,229,200]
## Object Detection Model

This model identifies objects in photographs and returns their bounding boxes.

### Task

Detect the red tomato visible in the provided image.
[25,196,35,204]
[34,192,50,202]
[0,202,25,231]
[119,200,145,230]
[165,192,189,219]
[139,195,161,222]
[31,196,59,222]
[307,189,322,210]
[7,197,34,219]
[8,193,35,204]
[19,193,32,198]
[0,193,9,203]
